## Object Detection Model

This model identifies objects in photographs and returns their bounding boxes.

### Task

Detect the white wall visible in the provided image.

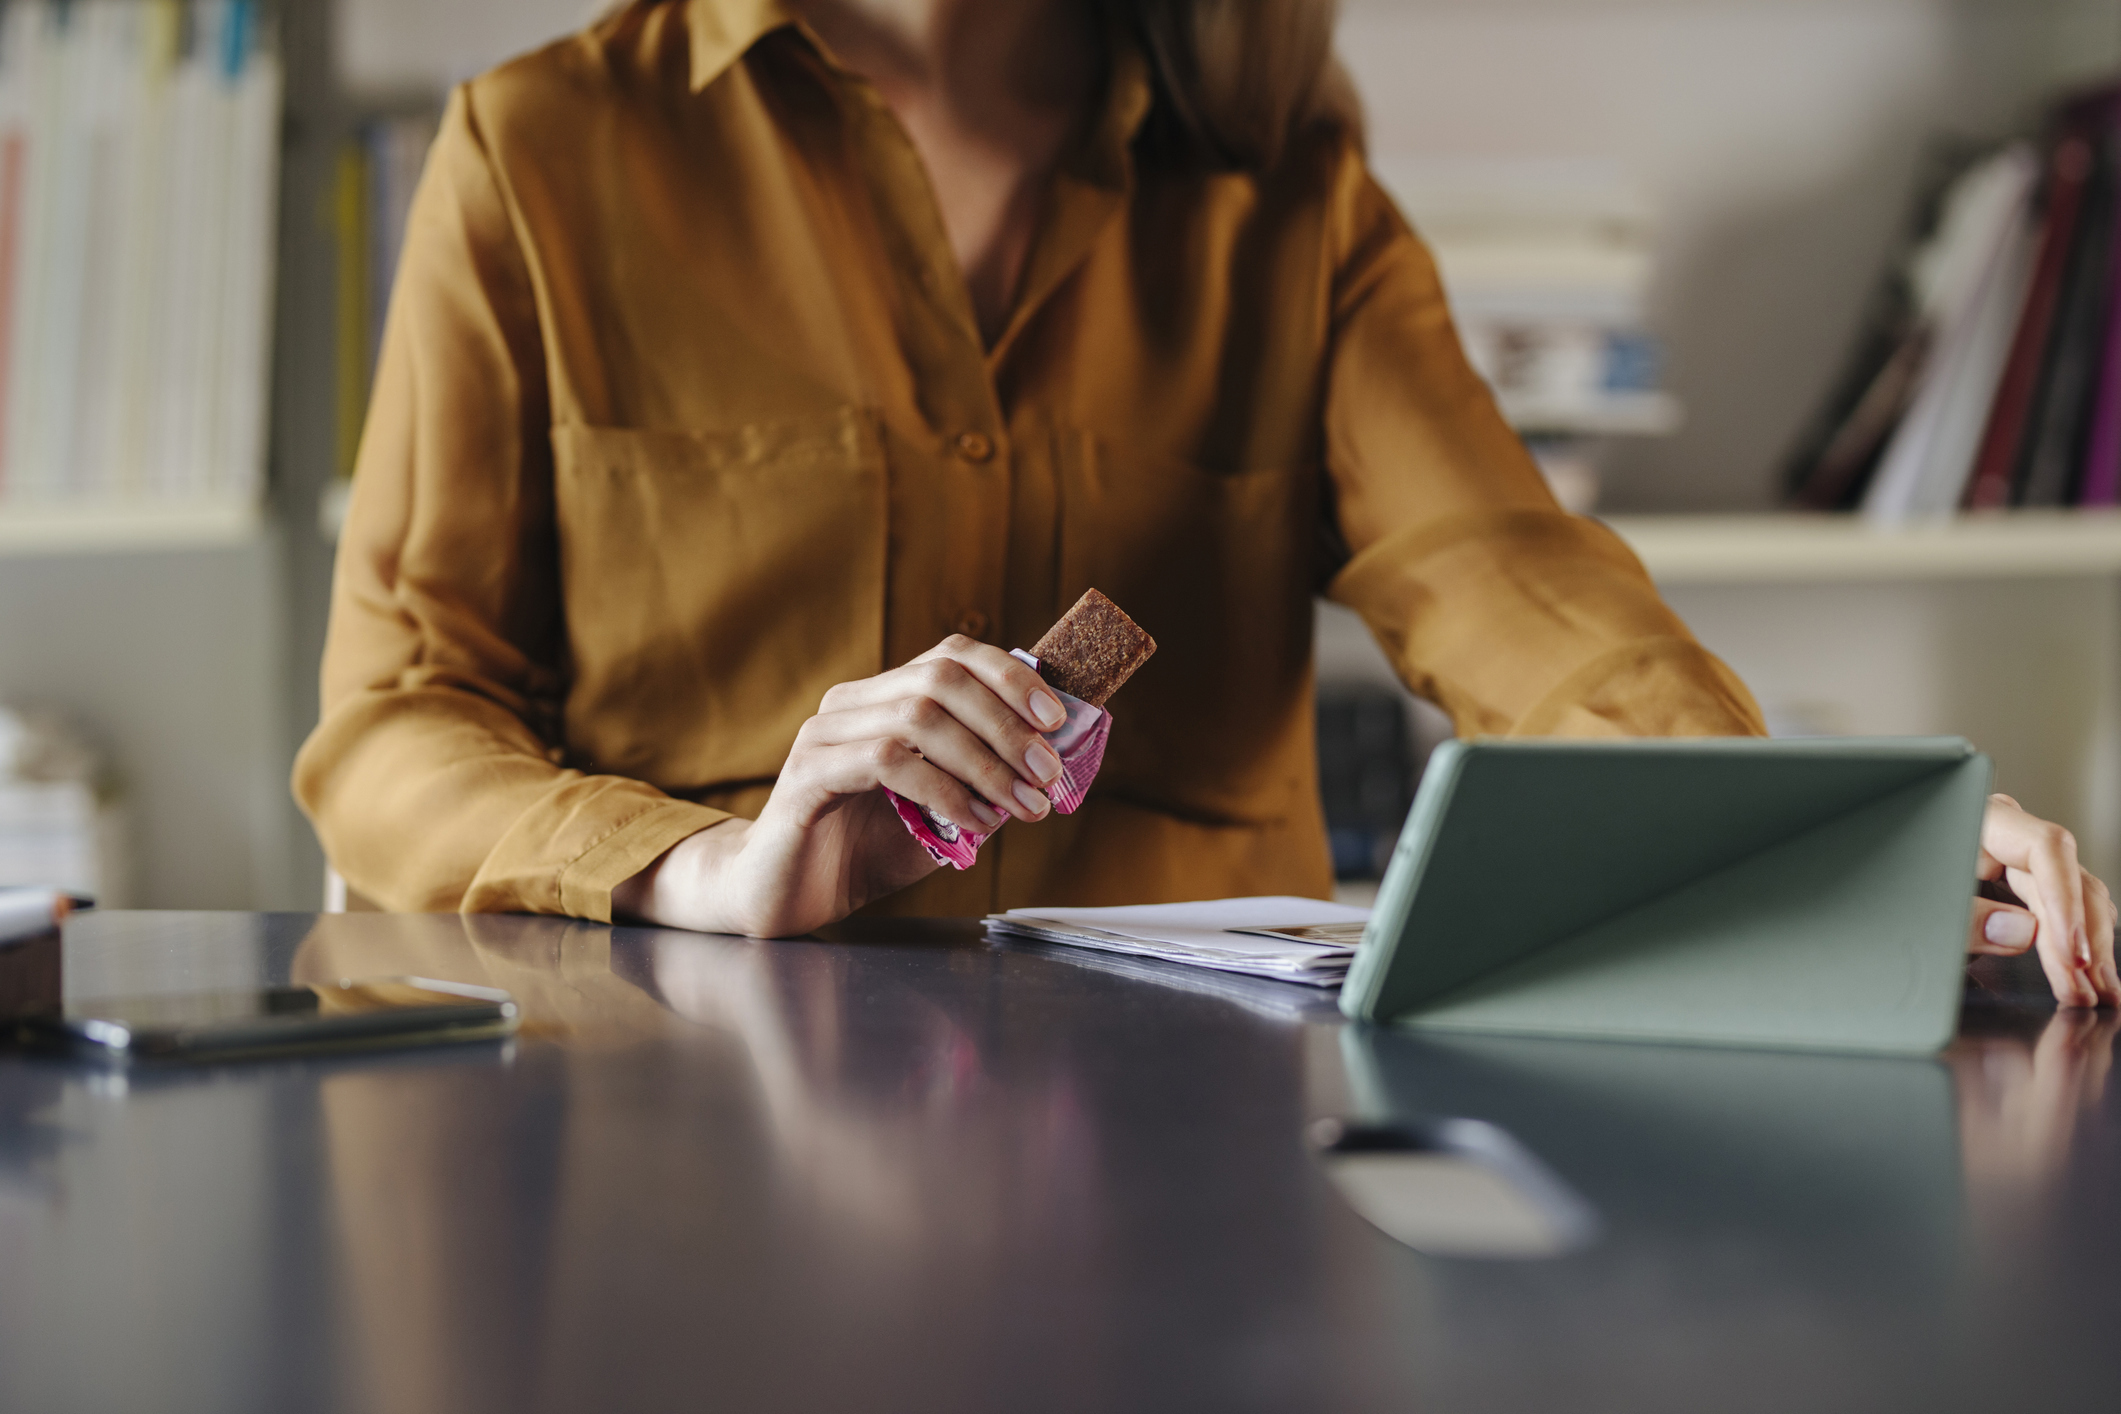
[336,0,604,94]
[0,544,300,909]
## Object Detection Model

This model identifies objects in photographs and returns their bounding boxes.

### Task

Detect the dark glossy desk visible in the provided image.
[1,912,2116,1413]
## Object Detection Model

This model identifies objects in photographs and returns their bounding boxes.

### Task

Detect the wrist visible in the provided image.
[613,818,750,932]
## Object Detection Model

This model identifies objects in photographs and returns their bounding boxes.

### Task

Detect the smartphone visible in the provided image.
[16,976,519,1061]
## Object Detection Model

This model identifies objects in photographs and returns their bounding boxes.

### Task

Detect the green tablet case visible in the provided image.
[1338,738,1992,1054]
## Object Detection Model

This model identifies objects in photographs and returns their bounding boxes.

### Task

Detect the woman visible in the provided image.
[295,0,2118,1008]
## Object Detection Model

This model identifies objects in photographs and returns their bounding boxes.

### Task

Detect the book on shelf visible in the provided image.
[0,0,280,516]
[1860,146,2039,524]
[1782,143,1980,512]
[1792,77,2121,522]
[1963,93,2118,511]
[1960,126,2098,510]
[2082,103,2121,505]
[2014,97,2119,508]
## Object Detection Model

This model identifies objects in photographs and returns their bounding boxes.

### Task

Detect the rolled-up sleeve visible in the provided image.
[1320,155,1765,741]
[292,85,728,919]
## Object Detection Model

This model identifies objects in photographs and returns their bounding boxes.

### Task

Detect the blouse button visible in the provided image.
[955,610,989,638]
[954,430,995,463]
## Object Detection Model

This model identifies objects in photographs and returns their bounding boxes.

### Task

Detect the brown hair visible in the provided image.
[1114,0,1358,171]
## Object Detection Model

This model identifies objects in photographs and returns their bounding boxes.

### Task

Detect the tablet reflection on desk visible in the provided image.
[1336,1027,1964,1282]
[1325,1004,2121,1339]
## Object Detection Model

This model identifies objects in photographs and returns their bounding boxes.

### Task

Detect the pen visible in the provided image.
[0,889,76,947]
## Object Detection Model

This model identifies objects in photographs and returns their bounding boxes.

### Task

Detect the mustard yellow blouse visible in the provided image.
[294,0,1764,922]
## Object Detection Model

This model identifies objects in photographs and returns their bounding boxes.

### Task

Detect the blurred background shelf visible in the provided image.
[1501,391,1683,438]
[317,480,352,542]
[0,499,268,558]
[1607,509,2121,583]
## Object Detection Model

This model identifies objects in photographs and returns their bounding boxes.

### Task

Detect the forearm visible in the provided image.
[1329,511,1766,739]
[1318,165,1763,742]
[610,819,755,933]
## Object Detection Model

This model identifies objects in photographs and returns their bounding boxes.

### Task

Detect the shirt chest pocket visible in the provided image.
[550,409,887,789]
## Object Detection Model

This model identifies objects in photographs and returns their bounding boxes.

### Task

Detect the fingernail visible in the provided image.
[1012,781,1050,817]
[2076,928,2093,967]
[969,800,1005,830]
[1030,690,1066,730]
[1025,740,1062,783]
[1984,910,2035,950]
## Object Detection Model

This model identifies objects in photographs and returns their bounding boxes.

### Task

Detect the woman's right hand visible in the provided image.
[612,636,1071,937]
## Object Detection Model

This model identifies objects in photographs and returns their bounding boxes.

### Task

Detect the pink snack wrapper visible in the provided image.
[887,650,1113,870]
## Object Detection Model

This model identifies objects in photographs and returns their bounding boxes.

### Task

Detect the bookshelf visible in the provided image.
[0,1,281,553]
[1503,391,1683,439]
[0,498,265,557]
[1608,508,2121,583]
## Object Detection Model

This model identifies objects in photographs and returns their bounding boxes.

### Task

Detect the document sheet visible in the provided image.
[984,896,1370,986]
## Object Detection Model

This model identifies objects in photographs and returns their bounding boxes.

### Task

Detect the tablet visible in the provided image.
[1338,737,1991,1054]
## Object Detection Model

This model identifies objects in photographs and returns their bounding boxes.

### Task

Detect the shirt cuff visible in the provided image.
[552,799,735,923]
[1508,637,1767,739]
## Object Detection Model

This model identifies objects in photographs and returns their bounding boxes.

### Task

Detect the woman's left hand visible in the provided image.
[1969,794,2120,1009]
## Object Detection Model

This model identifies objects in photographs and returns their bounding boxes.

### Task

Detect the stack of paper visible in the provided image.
[1369,158,1678,518]
[984,938,1346,1022]
[983,897,1370,987]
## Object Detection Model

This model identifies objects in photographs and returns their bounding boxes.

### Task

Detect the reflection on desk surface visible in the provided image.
[292,912,1102,1248]
[1,912,2118,1414]
[1340,1027,1964,1292]
[1317,964,2121,1410]
[1337,976,2118,1243]
[280,913,1118,1413]
[1953,982,2119,1259]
